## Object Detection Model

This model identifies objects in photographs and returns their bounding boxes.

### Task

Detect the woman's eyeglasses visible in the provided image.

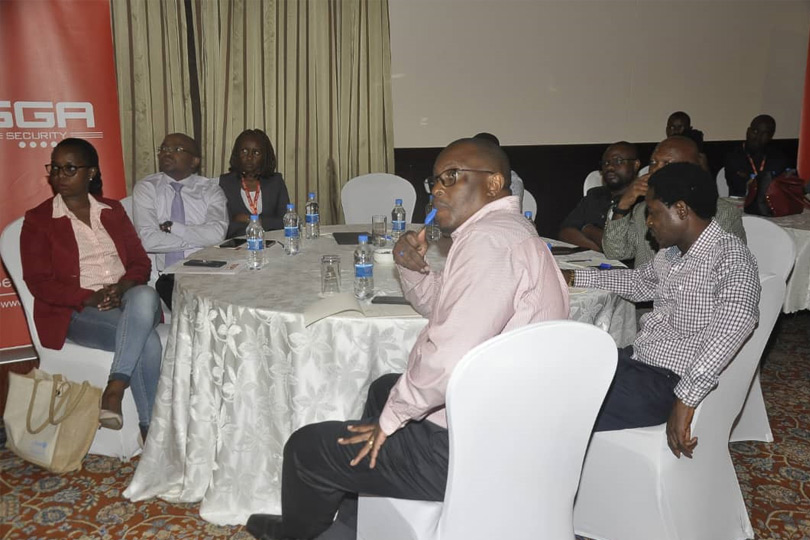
[45,164,89,177]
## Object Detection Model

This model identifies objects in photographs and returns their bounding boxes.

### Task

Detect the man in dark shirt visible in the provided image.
[558,141,639,252]
[724,114,789,197]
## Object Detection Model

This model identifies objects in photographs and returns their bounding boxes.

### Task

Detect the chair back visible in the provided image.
[438,320,617,540]
[638,164,650,177]
[582,170,602,196]
[341,173,417,224]
[522,189,537,220]
[0,218,42,351]
[742,215,796,281]
[691,274,784,444]
[716,167,729,198]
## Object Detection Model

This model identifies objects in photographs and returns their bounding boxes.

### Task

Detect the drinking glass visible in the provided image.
[372,215,387,247]
[321,255,341,296]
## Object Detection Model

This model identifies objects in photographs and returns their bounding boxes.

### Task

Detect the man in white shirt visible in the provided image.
[133,133,228,307]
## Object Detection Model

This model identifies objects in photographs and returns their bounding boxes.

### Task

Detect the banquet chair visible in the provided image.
[717,167,730,198]
[0,217,168,461]
[582,170,602,195]
[358,321,618,540]
[341,173,417,224]
[729,216,795,443]
[638,164,650,176]
[573,273,783,540]
[522,189,537,221]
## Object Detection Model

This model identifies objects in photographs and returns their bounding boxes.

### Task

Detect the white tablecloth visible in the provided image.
[768,209,810,313]
[124,226,636,525]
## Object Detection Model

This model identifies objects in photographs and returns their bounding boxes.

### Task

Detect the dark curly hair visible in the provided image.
[53,138,103,195]
[228,129,277,176]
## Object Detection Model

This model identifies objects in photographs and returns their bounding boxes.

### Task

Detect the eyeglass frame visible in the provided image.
[238,148,262,157]
[424,168,495,190]
[156,145,193,155]
[45,163,91,177]
[599,156,637,169]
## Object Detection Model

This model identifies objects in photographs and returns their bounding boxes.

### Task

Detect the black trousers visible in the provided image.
[594,346,681,432]
[154,273,174,310]
[281,374,449,539]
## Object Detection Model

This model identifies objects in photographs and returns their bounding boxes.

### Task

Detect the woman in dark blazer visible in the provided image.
[219,129,290,238]
[21,138,162,439]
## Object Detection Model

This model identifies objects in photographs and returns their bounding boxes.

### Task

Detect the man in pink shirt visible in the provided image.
[247,138,569,540]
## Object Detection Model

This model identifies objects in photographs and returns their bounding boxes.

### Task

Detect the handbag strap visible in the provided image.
[26,377,55,434]
[48,374,91,425]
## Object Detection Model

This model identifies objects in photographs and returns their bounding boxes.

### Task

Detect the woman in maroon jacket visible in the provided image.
[21,138,161,440]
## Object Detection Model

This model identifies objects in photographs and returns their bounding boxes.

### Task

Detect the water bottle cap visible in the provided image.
[308,192,315,198]
[250,214,259,220]
[395,199,403,205]
[287,204,295,211]
[524,211,532,218]
[358,234,369,243]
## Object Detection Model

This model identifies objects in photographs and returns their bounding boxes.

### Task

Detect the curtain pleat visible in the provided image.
[111,0,195,191]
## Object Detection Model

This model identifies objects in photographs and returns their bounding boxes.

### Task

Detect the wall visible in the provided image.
[389,0,810,148]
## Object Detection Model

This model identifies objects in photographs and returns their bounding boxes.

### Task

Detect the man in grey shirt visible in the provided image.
[602,136,745,267]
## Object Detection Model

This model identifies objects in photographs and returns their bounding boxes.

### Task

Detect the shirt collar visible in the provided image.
[450,195,521,240]
[159,172,195,187]
[52,194,110,219]
[664,218,722,263]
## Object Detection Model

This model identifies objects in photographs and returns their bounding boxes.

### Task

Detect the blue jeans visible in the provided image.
[67,285,162,428]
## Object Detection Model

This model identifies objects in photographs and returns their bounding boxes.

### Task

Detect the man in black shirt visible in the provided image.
[724,114,789,197]
[558,142,639,252]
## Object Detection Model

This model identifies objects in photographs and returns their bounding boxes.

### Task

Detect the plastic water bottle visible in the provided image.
[283,203,300,255]
[425,195,441,242]
[524,210,533,221]
[354,234,374,299]
[246,214,265,270]
[391,198,406,241]
[305,192,320,239]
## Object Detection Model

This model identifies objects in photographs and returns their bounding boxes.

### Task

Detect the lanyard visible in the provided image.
[241,178,261,215]
[745,143,766,176]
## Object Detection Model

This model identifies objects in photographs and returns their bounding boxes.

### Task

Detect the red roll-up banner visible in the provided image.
[0,0,126,349]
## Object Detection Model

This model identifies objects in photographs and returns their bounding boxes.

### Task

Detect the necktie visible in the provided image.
[164,183,186,267]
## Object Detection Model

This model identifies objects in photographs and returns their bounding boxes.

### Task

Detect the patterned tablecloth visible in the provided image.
[768,209,810,313]
[124,226,636,525]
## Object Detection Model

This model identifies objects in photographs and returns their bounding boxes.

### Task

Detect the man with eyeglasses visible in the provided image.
[602,136,745,268]
[132,133,228,308]
[246,138,569,540]
[557,142,639,252]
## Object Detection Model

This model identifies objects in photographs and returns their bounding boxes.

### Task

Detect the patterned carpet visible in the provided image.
[1,312,808,540]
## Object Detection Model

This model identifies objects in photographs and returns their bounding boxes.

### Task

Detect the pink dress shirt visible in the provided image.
[52,194,126,291]
[378,196,570,435]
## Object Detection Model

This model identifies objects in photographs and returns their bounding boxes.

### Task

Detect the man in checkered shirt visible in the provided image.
[563,162,760,458]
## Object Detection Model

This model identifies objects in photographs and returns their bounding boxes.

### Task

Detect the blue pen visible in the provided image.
[599,263,612,270]
[425,208,437,225]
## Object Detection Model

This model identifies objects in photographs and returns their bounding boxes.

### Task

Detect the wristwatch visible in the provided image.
[608,204,631,220]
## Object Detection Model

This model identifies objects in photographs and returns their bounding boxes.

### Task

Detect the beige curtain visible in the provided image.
[111,0,196,192]
[192,0,394,224]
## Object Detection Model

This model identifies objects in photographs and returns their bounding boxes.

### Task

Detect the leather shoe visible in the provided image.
[99,409,123,430]
[245,514,290,540]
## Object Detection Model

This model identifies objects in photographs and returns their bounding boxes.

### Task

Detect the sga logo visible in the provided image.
[0,101,95,129]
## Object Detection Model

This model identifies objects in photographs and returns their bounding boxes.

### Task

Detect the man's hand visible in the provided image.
[393,229,429,273]
[233,213,252,224]
[83,289,108,309]
[614,174,649,217]
[666,398,698,458]
[159,220,173,233]
[338,422,388,469]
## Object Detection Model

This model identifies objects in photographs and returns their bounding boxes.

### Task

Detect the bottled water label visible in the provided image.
[355,263,373,278]
[285,226,299,238]
[306,213,319,224]
[247,238,264,251]
[392,220,405,232]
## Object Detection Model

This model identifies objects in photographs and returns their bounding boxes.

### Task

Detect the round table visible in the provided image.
[125,225,636,525]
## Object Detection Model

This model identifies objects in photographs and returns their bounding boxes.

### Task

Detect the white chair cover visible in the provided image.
[522,189,537,221]
[583,170,603,196]
[358,320,618,540]
[638,164,650,176]
[574,273,784,540]
[729,216,795,443]
[341,173,417,224]
[717,167,730,198]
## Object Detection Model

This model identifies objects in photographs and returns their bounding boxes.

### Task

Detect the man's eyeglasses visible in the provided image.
[600,157,636,169]
[648,158,672,169]
[239,148,262,157]
[45,164,90,177]
[157,145,192,155]
[425,168,495,190]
